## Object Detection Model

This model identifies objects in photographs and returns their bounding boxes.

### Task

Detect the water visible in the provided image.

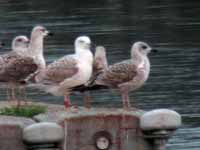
[0,0,200,149]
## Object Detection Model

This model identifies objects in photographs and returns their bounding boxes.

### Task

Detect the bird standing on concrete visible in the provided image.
[0,35,38,106]
[31,36,94,109]
[95,42,157,109]
[82,46,108,108]
[27,25,53,70]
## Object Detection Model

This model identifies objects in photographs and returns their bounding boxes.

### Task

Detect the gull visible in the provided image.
[32,36,94,108]
[12,35,29,56]
[27,25,53,70]
[0,35,38,105]
[72,45,108,90]
[92,46,108,82]
[71,46,108,108]
[9,35,30,100]
[95,42,157,109]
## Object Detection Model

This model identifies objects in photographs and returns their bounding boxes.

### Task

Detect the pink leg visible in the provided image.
[64,95,71,108]
[11,87,18,106]
[7,88,11,102]
[121,92,131,110]
[83,92,92,109]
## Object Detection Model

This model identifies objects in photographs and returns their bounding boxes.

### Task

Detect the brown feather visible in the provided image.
[96,60,137,87]
[0,52,38,82]
[36,55,78,84]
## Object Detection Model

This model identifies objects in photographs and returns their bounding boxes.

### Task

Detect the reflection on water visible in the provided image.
[0,0,200,149]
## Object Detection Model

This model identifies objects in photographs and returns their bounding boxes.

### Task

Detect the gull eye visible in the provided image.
[17,38,23,42]
[40,28,46,32]
[141,45,147,49]
[79,40,84,43]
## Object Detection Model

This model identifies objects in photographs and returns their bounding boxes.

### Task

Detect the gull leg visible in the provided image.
[83,91,92,109]
[6,88,11,102]
[11,87,15,100]
[19,87,28,106]
[64,95,71,109]
[11,87,17,106]
[121,91,131,110]
[11,87,21,108]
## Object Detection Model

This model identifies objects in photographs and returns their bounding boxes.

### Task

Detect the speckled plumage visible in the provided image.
[0,51,38,83]
[35,55,78,85]
[95,41,155,109]
[96,60,137,88]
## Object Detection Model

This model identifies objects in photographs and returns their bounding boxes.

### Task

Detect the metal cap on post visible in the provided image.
[140,109,181,150]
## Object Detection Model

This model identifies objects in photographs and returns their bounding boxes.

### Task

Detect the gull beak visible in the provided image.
[0,42,5,48]
[26,39,30,44]
[91,43,96,54]
[151,49,158,53]
[48,32,54,36]
[45,30,54,36]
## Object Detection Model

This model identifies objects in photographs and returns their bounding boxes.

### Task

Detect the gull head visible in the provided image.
[75,36,91,51]
[31,25,52,38]
[95,46,106,59]
[94,46,108,70]
[12,35,29,51]
[131,41,154,56]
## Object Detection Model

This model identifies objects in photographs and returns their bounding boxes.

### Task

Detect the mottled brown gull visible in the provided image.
[12,35,29,56]
[88,46,108,86]
[72,45,108,92]
[32,36,94,108]
[0,35,38,105]
[75,46,109,108]
[95,42,157,109]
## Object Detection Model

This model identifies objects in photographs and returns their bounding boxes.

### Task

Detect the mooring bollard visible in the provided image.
[58,108,151,150]
[23,122,64,150]
[140,109,182,150]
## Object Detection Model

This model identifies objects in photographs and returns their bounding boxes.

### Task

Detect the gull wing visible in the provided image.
[36,55,78,84]
[0,52,38,82]
[96,60,137,88]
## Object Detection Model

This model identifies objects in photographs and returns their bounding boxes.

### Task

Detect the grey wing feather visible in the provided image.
[96,60,137,87]
[36,55,78,84]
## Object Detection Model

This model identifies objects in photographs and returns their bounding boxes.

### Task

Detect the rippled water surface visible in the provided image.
[0,0,200,149]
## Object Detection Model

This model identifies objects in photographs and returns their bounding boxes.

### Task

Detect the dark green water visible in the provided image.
[0,0,200,149]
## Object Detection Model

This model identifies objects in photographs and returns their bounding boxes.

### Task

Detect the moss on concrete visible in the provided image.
[0,105,47,118]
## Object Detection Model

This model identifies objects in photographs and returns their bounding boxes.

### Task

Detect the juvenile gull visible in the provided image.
[0,35,38,105]
[73,46,108,108]
[32,36,94,108]
[92,46,108,80]
[86,46,108,87]
[95,42,157,109]
[72,45,108,91]
[9,35,30,100]
[12,35,29,56]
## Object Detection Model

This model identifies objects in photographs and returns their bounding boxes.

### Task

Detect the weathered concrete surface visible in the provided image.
[0,116,35,150]
[0,102,181,150]
[58,107,149,150]
[0,125,26,150]
[0,115,35,128]
[140,109,182,131]
[23,122,64,144]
